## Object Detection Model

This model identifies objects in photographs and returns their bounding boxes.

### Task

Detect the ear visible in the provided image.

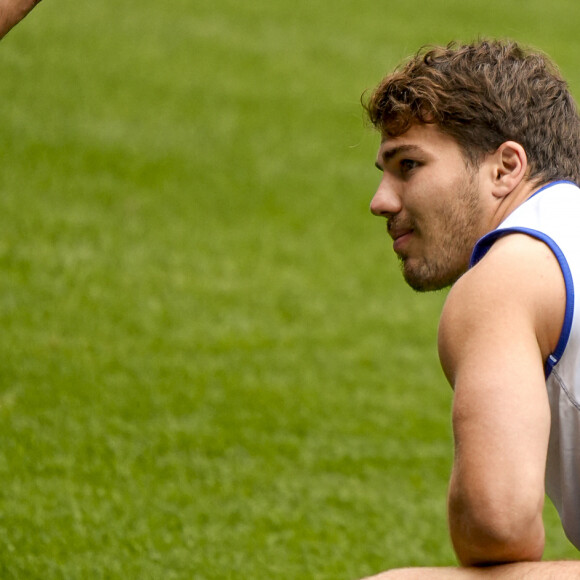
[490,141,528,199]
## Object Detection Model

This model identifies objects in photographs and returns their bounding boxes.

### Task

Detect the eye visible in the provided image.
[399,159,420,175]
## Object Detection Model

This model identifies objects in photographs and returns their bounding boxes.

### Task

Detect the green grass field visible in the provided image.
[1,0,579,577]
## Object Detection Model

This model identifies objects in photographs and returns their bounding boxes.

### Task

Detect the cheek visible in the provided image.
[412,199,447,237]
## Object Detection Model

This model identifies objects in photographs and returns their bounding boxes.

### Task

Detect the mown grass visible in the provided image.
[0,0,578,577]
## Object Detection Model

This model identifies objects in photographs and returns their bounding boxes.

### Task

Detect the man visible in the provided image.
[0,0,42,39]
[361,40,580,578]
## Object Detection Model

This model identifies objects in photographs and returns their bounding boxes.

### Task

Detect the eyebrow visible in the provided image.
[375,144,423,170]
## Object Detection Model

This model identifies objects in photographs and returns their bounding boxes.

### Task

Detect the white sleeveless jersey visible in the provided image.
[470,180,580,550]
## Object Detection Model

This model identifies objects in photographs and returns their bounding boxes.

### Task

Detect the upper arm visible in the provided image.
[438,233,565,565]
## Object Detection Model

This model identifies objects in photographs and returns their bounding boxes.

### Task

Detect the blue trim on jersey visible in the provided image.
[470,181,578,264]
[470,227,574,379]
[528,180,577,200]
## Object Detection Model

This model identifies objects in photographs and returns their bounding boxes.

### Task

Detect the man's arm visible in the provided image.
[438,233,565,566]
[362,560,580,579]
[0,0,42,39]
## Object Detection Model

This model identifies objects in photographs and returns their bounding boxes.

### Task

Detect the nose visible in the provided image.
[370,177,402,217]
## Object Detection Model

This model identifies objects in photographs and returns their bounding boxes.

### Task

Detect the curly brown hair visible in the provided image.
[363,40,580,185]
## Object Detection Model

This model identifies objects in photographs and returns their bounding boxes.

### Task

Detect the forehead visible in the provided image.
[376,123,462,161]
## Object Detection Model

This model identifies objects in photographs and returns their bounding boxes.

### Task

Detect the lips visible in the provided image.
[393,231,413,253]
[387,222,414,253]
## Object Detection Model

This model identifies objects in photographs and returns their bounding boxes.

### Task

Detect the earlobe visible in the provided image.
[492,141,528,198]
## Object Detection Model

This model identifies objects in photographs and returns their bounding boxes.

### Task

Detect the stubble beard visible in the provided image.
[399,172,483,292]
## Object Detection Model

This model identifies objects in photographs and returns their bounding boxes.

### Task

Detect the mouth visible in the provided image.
[392,231,413,253]
[388,222,414,253]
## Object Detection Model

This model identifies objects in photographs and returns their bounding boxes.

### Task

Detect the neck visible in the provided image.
[490,179,541,230]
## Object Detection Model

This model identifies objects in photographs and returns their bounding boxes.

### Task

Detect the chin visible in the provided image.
[402,265,459,292]
[405,277,450,293]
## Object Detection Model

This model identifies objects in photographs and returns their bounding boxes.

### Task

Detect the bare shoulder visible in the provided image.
[438,232,565,385]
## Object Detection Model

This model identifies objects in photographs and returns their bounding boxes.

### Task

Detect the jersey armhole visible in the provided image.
[470,227,574,378]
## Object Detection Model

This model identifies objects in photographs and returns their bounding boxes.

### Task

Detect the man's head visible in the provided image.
[371,123,487,291]
[365,40,580,292]
[364,39,580,186]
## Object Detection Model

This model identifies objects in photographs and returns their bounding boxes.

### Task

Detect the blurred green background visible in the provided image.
[0,0,578,577]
